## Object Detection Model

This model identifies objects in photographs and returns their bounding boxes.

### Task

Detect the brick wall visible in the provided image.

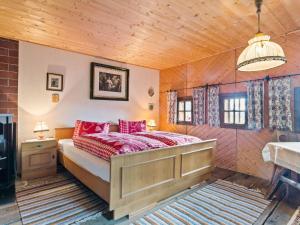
[0,38,18,123]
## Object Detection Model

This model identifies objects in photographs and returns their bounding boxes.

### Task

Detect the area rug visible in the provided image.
[131,179,271,225]
[15,172,108,225]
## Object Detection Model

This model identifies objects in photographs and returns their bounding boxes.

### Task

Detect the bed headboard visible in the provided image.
[55,123,119,140]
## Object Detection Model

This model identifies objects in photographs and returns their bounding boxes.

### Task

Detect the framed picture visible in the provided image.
[46,73,63,91]
[90,62,129,101]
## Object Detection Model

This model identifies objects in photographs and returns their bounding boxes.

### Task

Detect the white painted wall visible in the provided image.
[18,41,159,166]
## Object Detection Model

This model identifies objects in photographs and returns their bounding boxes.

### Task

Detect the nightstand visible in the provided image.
[21,138,57,180]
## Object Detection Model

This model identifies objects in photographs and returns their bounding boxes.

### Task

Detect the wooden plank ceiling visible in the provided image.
[1,0,299,69]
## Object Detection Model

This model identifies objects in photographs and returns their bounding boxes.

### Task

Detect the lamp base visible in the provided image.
[36,132,46,140]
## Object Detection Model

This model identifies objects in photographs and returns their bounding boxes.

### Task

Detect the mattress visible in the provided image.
[58,139,110,182]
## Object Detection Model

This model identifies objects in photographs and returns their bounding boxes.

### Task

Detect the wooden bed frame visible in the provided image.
[55,126,216,219]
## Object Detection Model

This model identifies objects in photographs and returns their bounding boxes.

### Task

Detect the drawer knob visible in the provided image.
[52,155,55,159]
[36,145,42,148]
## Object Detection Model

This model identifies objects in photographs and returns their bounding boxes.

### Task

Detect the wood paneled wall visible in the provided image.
[159,32,300,180]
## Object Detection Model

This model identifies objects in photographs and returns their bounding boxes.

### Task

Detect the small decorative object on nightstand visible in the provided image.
[33,121,49,140]
[21,138,57,180]
[147,119,157,131]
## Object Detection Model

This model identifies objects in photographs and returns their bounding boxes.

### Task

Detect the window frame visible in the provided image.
[177,96,193,125]
[220,92,248,129]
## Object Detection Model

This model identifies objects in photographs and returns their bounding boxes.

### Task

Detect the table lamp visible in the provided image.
[33,121,49,140]
[147,120,157,131]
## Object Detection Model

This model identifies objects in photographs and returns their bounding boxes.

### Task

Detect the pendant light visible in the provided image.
[237,0,287,72]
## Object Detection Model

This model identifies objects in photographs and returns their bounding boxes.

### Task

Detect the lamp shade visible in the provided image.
[147,120,157,127]
[237,33,287,72]
[33,121,49,133]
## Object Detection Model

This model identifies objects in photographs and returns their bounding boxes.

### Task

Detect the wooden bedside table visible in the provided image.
[21,138,57,180]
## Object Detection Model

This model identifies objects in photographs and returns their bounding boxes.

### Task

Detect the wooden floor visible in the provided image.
[0,168,299,225]
[0,186,21,225]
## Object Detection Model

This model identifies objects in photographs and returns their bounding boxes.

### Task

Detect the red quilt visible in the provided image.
[73,131,201,161]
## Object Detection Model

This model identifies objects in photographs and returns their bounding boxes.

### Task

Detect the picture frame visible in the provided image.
[46,73,63,91]
[90,62,129,101]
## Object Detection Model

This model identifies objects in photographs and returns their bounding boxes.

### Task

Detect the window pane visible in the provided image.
[235,112,240,124]
[178,112,184,121]
[178,101,184,111]
[224,112,229,123]
[229,112,234,123]
[240,98,246,111]
[230,99,234,110]
[239,112,245,124]
[224,99,229,110]
[235,98,240,110]
[185,112,192,122]
[185,101,192,111]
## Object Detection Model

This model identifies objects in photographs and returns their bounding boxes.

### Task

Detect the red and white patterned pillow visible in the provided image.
[73,120,110,139]
[119,119,146,134]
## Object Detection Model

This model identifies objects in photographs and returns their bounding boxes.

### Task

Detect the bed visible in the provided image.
[55,125,216,219]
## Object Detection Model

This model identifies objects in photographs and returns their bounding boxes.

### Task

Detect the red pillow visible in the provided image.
[73,120,110,138]
[119,119,146,134]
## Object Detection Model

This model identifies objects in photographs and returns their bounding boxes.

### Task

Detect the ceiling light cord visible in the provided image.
[256,0,263,33]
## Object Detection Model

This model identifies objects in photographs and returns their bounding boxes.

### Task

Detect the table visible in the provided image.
[262,142,300,198]
[262,142,300,174]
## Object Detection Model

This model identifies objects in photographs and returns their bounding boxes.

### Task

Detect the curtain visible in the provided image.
[269,77,292,131]
[247,80,264,130]
[192,87,206,125]
[207,86,220,127]
[167,91,177,124]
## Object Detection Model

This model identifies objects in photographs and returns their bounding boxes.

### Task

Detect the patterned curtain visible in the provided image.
[247,80,264,130]
[207,86,220,127]
[269,77,292,131]
[192,88,206,125]
[167,91,177,124]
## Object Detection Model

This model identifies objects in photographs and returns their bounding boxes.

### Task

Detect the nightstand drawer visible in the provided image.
[22,140,57,151]
[22,148,56,171]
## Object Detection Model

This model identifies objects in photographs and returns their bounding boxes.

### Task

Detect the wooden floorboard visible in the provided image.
[254,200,280,225]
[264,186,300,225]
[224,172,271,196]
[209,167,236,181]
[0,201,21,225]
[264,200,297,225]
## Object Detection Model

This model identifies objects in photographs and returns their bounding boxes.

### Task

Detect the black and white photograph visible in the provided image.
[90,63,129,101]
[51,78,59,88]
[98,72,122,93]
[46,73,63,91]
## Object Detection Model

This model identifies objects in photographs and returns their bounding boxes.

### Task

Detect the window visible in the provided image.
[220,93,247,128]
[177,97,193,124]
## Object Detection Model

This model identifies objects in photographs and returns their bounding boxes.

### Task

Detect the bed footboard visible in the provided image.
[109,139,216,219]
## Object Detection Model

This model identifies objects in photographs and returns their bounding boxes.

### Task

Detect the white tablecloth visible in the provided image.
[262,142,300,173]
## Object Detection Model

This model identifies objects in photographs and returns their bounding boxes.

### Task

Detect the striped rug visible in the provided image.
[131,179,271,225]
[15,172,108,225]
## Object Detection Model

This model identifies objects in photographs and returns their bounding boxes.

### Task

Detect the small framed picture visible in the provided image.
[47,73,63,91]
[90,63,129,101]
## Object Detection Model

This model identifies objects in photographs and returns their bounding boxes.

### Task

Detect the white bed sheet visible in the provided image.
[58,139,110,182]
